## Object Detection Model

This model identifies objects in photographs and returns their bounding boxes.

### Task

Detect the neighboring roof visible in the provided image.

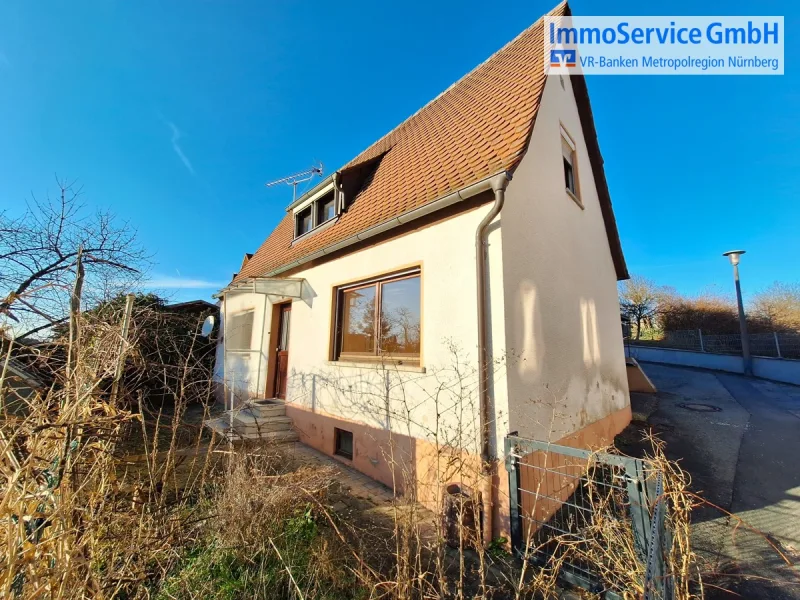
[166,300,218,313]
[6,358,44,389]
[237,0,627,282]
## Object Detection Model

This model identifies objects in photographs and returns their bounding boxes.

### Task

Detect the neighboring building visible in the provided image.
[213,1,630,539]
[1,357,45,415]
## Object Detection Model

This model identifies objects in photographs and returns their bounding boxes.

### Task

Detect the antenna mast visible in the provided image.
[265,162,324,203]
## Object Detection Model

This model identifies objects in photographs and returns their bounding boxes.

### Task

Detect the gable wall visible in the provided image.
[500,74,631,446]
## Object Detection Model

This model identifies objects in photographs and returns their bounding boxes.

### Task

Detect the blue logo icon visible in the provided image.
[550,48,576,67]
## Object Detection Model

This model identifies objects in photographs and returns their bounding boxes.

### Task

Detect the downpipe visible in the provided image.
[475,172,510,545]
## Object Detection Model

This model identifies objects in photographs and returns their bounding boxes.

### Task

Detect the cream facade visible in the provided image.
[217,198,507,496]
[215,75,630,537]
[500,74,631,447]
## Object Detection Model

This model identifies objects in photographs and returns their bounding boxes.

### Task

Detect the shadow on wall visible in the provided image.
[283,342,511,530]
[222,350,268,409]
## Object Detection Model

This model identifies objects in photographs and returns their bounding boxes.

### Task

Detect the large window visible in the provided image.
[333,269,421,364]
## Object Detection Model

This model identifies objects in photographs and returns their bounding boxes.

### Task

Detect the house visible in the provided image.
[212,1,631,540]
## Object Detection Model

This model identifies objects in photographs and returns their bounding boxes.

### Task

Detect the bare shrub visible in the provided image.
[0,294,219,598]
[0,178,148,338]
[212,449,335,547]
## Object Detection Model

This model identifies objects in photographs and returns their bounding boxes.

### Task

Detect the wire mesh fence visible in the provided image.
[628,329,800,360]
[505,436,667,598]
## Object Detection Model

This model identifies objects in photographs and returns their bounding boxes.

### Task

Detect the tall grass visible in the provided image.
[1,297,704,599]
[0,301,364,599]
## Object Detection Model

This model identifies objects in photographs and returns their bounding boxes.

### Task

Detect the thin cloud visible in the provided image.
[167,121,195,175]
[144,276,224,290]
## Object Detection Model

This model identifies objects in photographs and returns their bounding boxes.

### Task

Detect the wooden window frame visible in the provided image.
[332,268,422,366]
[560,124,583,209]
[334,427,353,460]
[294,190,339,240]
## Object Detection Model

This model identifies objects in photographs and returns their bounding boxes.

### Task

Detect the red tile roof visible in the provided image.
[237,1,627,282]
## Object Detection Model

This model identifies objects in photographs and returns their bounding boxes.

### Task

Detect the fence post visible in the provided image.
[505,437,523,553]
[625,458,651,563]
[774,332,782,358]
[698,329,705,352]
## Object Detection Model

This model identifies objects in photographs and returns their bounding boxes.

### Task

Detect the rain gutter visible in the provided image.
[261,171,510,278]
[475,171,511,546]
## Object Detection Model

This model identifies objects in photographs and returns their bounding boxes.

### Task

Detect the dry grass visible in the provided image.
[0,301,364,600]
[1,297,707,600]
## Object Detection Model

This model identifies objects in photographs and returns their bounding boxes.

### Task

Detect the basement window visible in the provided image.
[334,428,353,460]
[561,125,581,206]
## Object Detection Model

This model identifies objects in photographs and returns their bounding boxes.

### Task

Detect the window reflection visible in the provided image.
[380,277,421,355]
[341,286,376,354]
[335,272,421,362]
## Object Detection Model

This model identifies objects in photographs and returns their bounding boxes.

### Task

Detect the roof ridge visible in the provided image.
[342,2,564,171]
[233,1,615,285]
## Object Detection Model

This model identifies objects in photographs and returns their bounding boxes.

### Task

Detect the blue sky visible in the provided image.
[0,0,796,304]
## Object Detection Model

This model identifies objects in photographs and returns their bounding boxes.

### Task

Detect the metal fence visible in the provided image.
[630,329,800,360]
[505,435,671,599]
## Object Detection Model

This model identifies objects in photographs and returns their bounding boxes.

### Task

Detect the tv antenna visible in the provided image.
[265,162,324,203]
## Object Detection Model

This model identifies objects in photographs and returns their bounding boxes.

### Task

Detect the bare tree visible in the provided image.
[619,275,672,339]
[750,281,800,332]
[0,177,148,338]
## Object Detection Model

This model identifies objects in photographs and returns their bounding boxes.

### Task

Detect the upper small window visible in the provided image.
[293,187,338,240]
[296,206,313,237]
[316,192,336,225]
[561,126,580,204]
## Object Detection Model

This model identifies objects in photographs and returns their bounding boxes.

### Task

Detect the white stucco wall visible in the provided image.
[499,75,630,442]
[218,202,508,452]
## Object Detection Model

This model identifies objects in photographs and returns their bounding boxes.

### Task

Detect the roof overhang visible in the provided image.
[213,277,306,299]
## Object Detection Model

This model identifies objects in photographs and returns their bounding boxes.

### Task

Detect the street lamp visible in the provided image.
[722,250,752,376]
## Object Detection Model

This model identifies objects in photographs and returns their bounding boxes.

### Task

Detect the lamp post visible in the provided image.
[723,250,752,376]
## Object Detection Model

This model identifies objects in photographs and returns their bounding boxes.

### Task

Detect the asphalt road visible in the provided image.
[619,363,800,599]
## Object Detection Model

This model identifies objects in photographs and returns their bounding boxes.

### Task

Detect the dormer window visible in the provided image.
[291,182,340,240]
[296,205,313,236]
[316,191,336,225]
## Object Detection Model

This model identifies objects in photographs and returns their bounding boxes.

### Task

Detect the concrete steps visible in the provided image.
[205,399,297,443]
[247,399,286,418]
[233,429,299,443]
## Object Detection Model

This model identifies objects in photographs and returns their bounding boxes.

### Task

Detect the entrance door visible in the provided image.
[273,304,291,400]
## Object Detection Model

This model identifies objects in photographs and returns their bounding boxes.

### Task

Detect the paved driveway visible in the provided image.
[619,363,800,599]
